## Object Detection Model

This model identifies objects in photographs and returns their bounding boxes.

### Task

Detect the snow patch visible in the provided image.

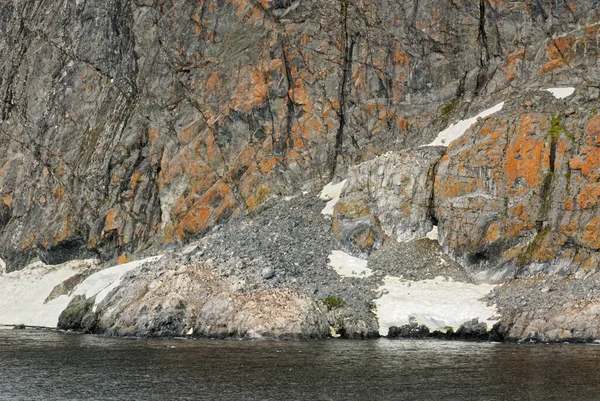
[425,225,439,241]
[546,87,575,99]
[374,276,498,336]
[423,102,505,147]
[73,255,163,311]
[0,255,164,327]
[319,179,347,215]
[0,259,97,327]
[328,250,372,278]
[0,258,5,274]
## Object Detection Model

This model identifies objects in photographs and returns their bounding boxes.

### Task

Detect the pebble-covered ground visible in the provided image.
[188,192,475,337]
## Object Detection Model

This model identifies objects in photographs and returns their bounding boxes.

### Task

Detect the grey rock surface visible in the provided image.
[1,0,599,272]
[3,0,600,341]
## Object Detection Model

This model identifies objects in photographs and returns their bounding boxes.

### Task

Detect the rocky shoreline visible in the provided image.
[1,189,598,343]
[2,0,600,346]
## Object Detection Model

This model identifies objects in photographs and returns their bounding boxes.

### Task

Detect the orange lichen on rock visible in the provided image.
[530,230,564,261]
[484,221,500,242]
[229,60,281,113]
[505,114,546,189]
[104,210,120,232]
[205,71,221,92]
[245,183,270,212]
[564,199,574,211]
[579,216,600,250]
[576,184,600,209]
[130,171,144,191]
[178,180,235,236]
[118,253,130,265]
[148,129,160,143]
[21,234,37,250]
[54,185,65,200]
[540,37,574,73]
[502,49,527,81]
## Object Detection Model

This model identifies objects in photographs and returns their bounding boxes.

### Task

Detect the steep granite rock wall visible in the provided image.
[1,0,600,272]
[435,91,600,278]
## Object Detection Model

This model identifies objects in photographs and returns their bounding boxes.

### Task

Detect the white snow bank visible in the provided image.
[374,276,498,336]
[328,250,372,278]
[546,87,575,99]
[0,260,96,327]
[0,255,164,327]
[73,255,163,311]
[423,102,505,147]
[319,180,347,215]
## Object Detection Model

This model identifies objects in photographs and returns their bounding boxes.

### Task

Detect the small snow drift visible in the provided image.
[328,250,372,278]
[374,275,498,336]
[319,180,348,215]
[0,260,96,327]
[425,225,438,241]
[546,87,575,99]
[0,255,164,328]
[423,102,504,147]
[73,255,163,311]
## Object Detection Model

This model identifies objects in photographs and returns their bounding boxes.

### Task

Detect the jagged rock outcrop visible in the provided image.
[2,0,600,272]
[58,258,331,339]
[435,90,600,278]
[334,147,444,255]
[336,89,600,279]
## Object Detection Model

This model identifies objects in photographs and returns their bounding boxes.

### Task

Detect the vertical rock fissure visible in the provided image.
[475,0,490,96]
[332,0,356,177]
[410,0,420,28]
[540,121,558,224]
[277,38,295,155]
[517,119,559,270]
[427,153,445,226]
[1,20,30,122]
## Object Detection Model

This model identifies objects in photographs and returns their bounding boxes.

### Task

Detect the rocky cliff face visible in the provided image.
[2,0,600,341]
[2,0,599,271]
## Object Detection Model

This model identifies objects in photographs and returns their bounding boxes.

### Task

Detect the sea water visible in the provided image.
[1,329,599,400]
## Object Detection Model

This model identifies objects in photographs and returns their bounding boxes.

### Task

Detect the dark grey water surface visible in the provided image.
[1,330,600,400]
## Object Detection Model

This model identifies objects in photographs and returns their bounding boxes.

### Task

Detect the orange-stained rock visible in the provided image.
[540,37,574,73]
[579,216,600,250]
[4,0,600,276]
[178,180,235,237]
[432,107,600,275]
[118,253,131,265]
[506,114,547,189]
[104,210,120,232]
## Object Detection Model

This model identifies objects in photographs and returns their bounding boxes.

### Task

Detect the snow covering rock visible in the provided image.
[328,250,372,278]
[425,226,439,241]
[0,259,97,327]
[0,256,162,328]
[374,276,498,336]
[72,255,163,312]
[320,180,348,215]
[423,102,504,147]
[546,87,575,99]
